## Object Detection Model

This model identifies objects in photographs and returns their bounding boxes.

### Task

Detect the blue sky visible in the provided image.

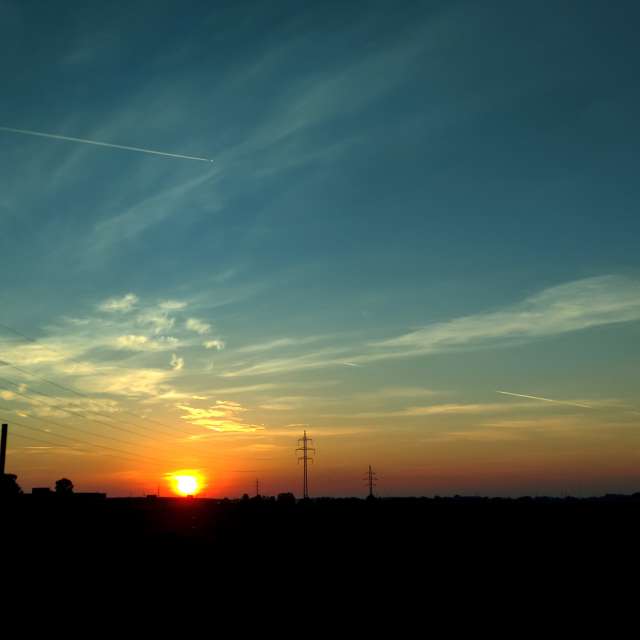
[1,1,639,496]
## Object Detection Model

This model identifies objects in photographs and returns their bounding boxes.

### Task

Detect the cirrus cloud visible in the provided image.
[99,293,138,312]
[186,318,211,335]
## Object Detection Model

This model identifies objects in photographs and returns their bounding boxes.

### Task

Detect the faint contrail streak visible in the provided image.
[497,390,592,409]
[0,126,214,163]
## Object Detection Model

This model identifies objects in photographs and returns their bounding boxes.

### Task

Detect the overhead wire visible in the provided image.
[0,399,172,462]
[0,320,199,436]
[1,415,168,467]
[0,376,190,452]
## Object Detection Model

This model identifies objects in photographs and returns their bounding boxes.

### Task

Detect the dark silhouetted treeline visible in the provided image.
[3,491,640,564]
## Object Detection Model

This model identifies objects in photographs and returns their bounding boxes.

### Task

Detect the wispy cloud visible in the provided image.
[238,336,326,354]
[372,276,640,353]
[351,387,445,402]
[114,334,179,351]
[222,347,350,378]
[99,293,138,312]
[223,275,640,377]
[242,21,430,154]
[75,367,174,398]
[90,166,219,252]
[203,339,225,350]
[378,387,444,399]
[259,396,308,411]
[136,309,175,335]
[0,294,218,405]
[346,402,537,419]
[481,416,588,430]
[158,300,187,311]
[207,383,280,395]
[177,400,263,433]
[170,353,184,371]
[185,318,211,335]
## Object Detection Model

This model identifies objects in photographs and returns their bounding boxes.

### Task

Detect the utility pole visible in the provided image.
[0,423,7,475]
[296,431,315,499]
[255,478,260,498]
[365,464,378,499]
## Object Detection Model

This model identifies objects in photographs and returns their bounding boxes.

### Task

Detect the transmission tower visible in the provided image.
[365,464,378,498]
[296,430,315,499]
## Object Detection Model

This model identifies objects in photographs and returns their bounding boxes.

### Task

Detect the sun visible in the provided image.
[166,469,206,496]
[172,474,200,496]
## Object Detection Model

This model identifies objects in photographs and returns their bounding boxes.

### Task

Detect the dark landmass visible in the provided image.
[3,492,640,566]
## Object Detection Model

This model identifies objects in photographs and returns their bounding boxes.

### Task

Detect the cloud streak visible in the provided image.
[342,402,538,419]
[177,400,263,433]
[373,276,640,352]
[99,293,138,312]
[237,336,326,354]
[223,276,640,378]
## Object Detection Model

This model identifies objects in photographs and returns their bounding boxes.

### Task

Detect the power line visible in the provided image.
[10,430,82,450]
[0,322,39,344]
[10,430,166,468]
[0,358,193,438]
[0,320,213,474]
[0,321,197,435]
[0,370,185,442]
[0,377,183,450]
[0,410,167,464]
[0,401,169,463]
[4,418,158,465]
[0,364,182,435]
[1,417,168,467]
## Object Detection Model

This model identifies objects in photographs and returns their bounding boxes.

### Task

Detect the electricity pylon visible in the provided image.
[296,431,315,499]
[365,464,378,499]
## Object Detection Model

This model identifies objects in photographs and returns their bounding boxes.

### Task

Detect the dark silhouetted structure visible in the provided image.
[366,465,378,499]
[32,487,53,497]
[296,431,315,499]
[55,478,74,495]
[0,473,21,497]
[0,423,21,498]
[1,423,7,475]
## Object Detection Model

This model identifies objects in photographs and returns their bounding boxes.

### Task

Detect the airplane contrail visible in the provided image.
[497,390,593,409]
[0,126,214,163]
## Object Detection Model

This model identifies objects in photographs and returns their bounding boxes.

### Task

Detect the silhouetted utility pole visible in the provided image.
[296,431,315,499]
[255,478,260,497]
[0,423,7,475]
[366,465,378,498]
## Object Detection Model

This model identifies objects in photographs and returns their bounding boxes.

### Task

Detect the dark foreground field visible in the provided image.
[4,498,640,609]
[4,493,640,563]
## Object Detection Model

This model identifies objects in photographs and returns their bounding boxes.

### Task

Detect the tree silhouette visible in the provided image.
[0,473,22,497]
[55,478,74,495]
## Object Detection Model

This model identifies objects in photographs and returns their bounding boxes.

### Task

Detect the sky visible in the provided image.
[1,0,639,497]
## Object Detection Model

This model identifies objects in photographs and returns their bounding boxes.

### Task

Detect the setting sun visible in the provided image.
[168,473,203,496]
[176,475,198,495]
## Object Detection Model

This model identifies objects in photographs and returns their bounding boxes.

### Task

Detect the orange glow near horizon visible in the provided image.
[167,471,204,496]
